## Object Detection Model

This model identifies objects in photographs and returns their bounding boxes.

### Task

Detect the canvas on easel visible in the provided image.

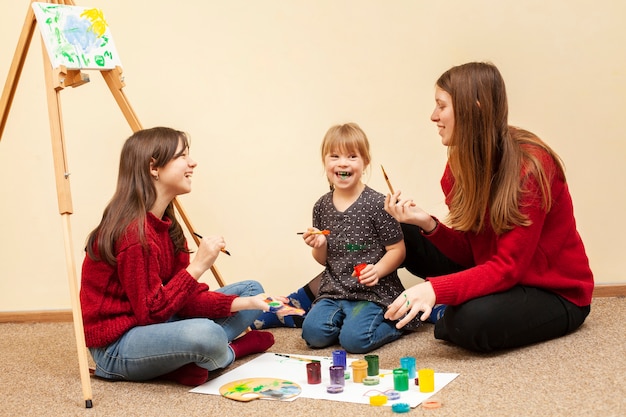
[32,2,122,70]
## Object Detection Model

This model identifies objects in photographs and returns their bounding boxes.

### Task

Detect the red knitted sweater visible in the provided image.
[80,213,237,348]
[426,148,594,307]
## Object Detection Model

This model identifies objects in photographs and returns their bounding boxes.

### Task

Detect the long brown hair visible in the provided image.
[437,62,565,234]
[86,127,190,265]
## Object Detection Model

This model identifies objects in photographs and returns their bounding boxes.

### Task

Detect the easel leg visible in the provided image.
[42,40,93,409]
[61,215,94,408]
[0,5,36,138]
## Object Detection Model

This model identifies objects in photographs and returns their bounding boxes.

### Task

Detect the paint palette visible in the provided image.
[219,378,302,402]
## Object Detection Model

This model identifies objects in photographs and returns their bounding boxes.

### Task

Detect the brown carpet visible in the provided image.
[1,297,625,417]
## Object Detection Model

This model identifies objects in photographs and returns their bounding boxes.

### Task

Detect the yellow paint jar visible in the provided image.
[369,394,388,406]
[418,368,435,393]
[350,359,368,383]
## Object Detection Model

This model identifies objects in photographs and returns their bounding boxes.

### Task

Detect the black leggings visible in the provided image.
[401,224,591,352]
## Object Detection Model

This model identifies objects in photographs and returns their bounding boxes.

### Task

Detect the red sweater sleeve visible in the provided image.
[116,242,235,324]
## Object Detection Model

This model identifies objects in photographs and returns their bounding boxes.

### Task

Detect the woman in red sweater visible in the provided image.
[384,62,594,352]
[80,127,276,385]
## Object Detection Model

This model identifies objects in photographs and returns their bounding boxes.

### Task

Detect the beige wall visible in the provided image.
[1,0,624,312]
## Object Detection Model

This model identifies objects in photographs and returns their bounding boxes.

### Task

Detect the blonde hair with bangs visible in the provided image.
[321,122,371,165]
[320,123,372,190]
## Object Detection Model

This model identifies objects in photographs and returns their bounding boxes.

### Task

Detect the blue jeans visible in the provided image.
[301,298,404,354]
[89,280,264,381]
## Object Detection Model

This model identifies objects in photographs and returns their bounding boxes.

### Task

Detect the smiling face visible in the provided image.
[431,86,455,146]
[319,123,371,193]
[153,138,197,199]
[324,146,366,192]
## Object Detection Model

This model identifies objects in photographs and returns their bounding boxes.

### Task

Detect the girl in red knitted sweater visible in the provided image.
[80,127,276,385]
[384,62,593,352]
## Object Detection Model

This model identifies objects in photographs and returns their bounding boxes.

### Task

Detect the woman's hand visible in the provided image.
[384,191,431,227]
[384,281,437,329]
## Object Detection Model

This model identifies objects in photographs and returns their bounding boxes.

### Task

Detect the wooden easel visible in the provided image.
[0,0,226,408]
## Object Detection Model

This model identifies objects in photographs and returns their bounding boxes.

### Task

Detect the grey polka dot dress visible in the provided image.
[312,186,414,327]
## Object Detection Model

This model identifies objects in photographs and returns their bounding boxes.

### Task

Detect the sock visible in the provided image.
[161,363,208,386]
[253,286,314,329]
[428,304,447,324]
[230,330,275,359]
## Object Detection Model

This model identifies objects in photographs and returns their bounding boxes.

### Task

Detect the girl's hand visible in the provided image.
[352,263,380,287]
[268,295,290,304]
[384,282,437,329]
[230,293,286,313]
[186,235,226,280]
[302,228,328,249]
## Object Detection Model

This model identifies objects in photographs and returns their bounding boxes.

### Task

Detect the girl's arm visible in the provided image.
[312,244,328,266]
[229,293,274,312]
[301,229,328,265]
[356,240,405,286]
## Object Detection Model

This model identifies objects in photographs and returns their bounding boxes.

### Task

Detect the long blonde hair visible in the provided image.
[437,62,565,234]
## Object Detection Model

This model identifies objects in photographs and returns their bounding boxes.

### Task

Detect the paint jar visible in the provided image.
[369,394,387,406]
[350,359,368,383]
[363,376,380,386]
[332,349,347,368]
[306,361,321,384]
[329,365,345,386]
[267,301,283,312]
[418,368,435,393]
[326,385,343,394]
[365,354,379,376]
[391,403,411,413]
[385,390,401,401]
[400,356,416,379]
[393,368,409,391]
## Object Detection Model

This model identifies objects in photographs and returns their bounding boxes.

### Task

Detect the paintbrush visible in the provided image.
[192,232,231,256]
[381,165,395,194]
[274,353,320,363]
[296,230,331,235]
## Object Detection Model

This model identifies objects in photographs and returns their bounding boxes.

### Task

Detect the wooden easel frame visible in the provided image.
[0,0,225,408]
